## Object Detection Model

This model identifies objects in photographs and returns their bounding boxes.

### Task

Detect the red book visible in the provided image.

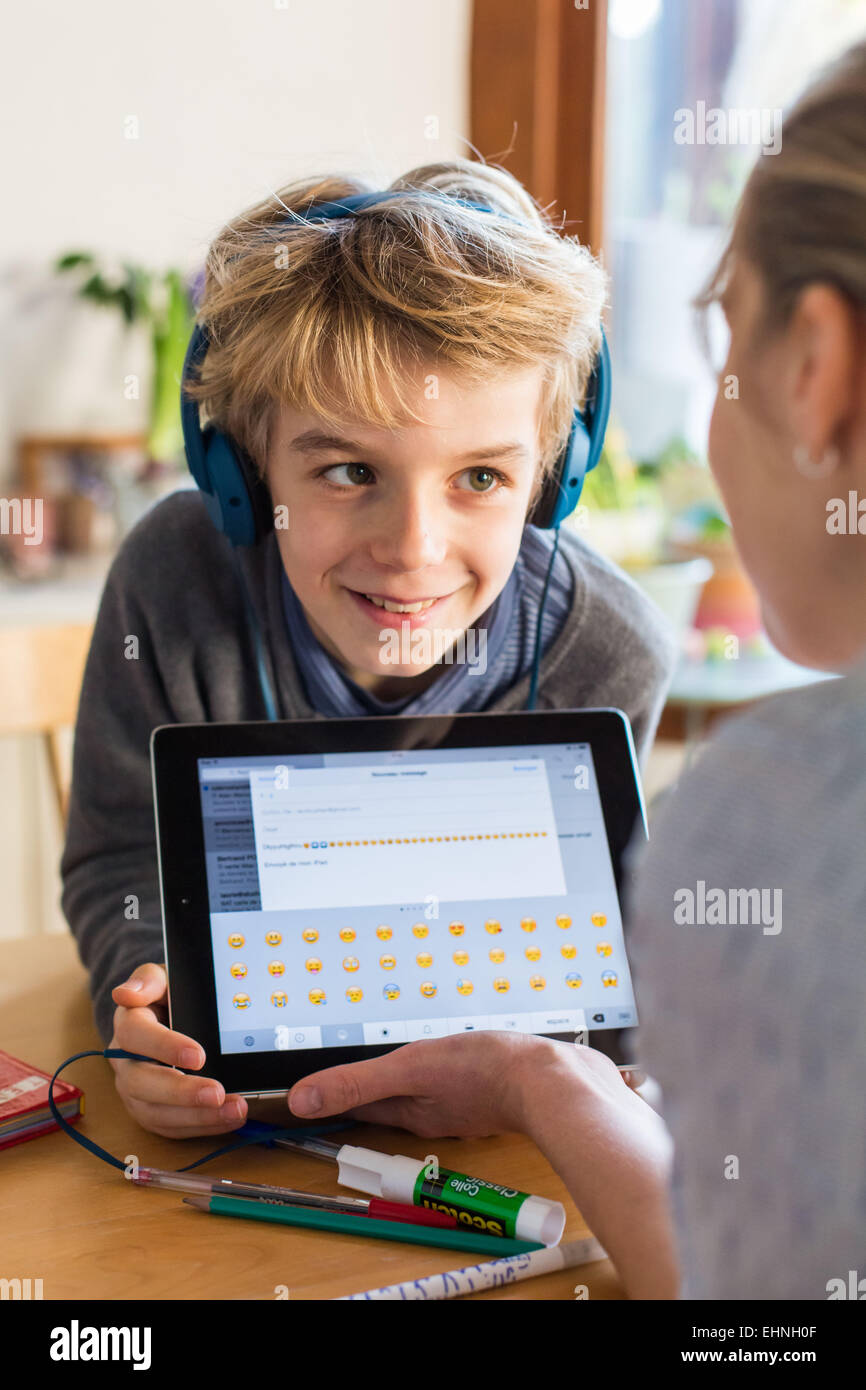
[0,1048,84,1152]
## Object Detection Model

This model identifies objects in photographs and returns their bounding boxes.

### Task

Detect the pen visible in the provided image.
[334,1235,608,1300]
[131,1166,457,1227]
[182,1194,545,1256]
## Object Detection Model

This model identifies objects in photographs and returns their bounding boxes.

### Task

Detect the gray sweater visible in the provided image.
[60,489,676,1046]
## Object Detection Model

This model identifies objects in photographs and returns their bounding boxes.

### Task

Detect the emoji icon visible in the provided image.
[271,991,287,1007]
[420,981,437,998]
[302,928,318,943]
[339,927,356,943]
[379,954,396,970]
[416,952,433,969]
[602,971,618,988]
[456,979,473,996]
[265,930,282,946]
[596,942,613,958]
[309,988,326,1005]
[555,914,572,930]
[346,986,363,1003]
[452,950,469,967]
[492,977,510,994]
[383,982,401,1001]
[342,956,359,972]
[525,946,542,962]
[520,916,537,933]
[449,921,466,936]
[591,914,607,928]
[412,923,429,939]
[484,919,501,934]
[376,924,393,941]
[230,963,247,978]
[489,947,505,964]
[232,993,251,1008]
[529,975,546,991]
[561,943,577,959]
[565,972,583,989]
[228,934,244,948]
[268,961,285,976]
[305,958,322,974]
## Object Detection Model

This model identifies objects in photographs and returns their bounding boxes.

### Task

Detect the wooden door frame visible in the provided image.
[470,0,608,255]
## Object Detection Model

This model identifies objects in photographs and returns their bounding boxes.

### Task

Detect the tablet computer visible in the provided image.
[151,709,646,1096]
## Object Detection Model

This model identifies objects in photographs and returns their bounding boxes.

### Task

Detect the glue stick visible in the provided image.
[334,1144,565,1245]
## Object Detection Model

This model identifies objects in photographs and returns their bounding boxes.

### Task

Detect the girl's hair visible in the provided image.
[183,158,607,483]
[696,40,866,337]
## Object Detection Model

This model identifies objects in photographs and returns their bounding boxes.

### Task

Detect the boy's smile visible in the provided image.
[265,362,546,697]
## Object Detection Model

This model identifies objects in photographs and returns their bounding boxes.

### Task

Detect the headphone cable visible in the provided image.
[526,525,561,712]
[230,548,280,721]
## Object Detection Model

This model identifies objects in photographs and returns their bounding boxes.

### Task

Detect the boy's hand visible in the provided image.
[109,963,248,1138]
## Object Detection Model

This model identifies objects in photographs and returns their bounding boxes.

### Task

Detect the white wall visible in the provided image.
[0,0,471,481]
[0,0,471,942]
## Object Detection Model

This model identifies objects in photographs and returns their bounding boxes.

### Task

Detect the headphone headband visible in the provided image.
[181,190,610,543]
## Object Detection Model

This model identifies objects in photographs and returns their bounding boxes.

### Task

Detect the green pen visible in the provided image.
[183,1194,544,1256]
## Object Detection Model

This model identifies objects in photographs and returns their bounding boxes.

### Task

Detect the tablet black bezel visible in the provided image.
[151,708,645,1093]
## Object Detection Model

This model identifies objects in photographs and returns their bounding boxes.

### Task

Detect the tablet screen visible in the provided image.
[196,741,638,1054]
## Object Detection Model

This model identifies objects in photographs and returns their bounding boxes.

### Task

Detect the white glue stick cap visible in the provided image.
[517,1194,566,1246]
[335,1146,422,1201]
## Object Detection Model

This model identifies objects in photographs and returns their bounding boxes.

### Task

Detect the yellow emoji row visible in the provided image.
[231,970,619,1008]
[226,913,608,950]
[306,831,549,848]
[228,943,615,978]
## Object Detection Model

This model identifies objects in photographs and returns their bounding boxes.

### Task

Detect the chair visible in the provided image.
[0,623,93,827]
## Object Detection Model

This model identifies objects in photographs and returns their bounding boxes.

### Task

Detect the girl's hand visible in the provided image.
[287,1029,550,1138]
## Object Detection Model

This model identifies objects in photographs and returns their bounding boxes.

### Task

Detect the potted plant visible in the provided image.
[54,253,196,528]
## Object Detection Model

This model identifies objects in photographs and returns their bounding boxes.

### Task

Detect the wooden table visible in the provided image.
[1,935,623,1301]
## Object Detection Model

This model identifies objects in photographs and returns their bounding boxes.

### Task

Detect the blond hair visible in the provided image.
[697,41,866,336]
[183,159,607,485]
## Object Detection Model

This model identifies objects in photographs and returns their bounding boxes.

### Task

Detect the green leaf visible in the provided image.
[55,251,95,272]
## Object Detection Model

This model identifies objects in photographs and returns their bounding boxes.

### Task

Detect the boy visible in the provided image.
[61,159,675,1137]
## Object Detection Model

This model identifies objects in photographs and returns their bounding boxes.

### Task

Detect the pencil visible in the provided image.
[183,1194,544,1256]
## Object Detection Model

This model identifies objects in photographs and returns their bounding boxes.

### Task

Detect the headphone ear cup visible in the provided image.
[202,430,273,547]
[527,412,592,530]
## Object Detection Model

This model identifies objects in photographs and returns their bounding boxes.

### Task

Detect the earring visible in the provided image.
[793,443,840,479]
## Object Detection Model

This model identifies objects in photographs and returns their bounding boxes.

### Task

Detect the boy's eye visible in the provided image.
[457,467,502,493]
[322,463,374,486]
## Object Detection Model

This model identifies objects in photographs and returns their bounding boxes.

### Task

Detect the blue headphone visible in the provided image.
[180,190,611,712]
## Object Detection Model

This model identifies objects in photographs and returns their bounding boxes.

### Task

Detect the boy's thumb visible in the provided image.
[114,962,166,1000]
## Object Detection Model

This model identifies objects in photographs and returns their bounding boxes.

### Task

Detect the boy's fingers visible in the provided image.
[119,1059,226,1109]
[115,1003,205,1071]
[126,1096,248,1137]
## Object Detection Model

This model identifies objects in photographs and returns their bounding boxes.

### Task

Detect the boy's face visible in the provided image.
[265,362,546,694]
